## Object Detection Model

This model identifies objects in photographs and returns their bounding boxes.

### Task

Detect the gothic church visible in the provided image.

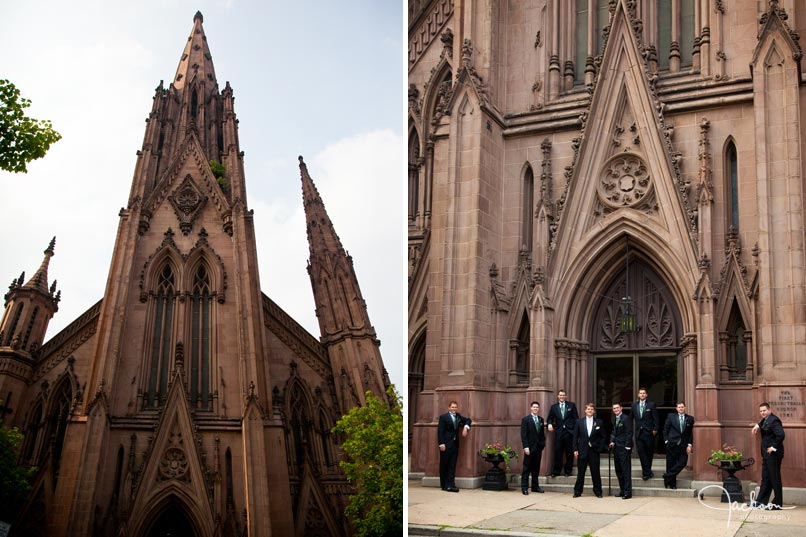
[0,12,388,536]
[409,0,806,496]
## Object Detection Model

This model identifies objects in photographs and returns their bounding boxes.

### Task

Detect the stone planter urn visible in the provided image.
[708,458,755,502]
[480,454,509,491]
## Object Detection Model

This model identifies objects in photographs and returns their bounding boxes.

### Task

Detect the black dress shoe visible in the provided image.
[649,472,655,478]
[447,487,459,492]
[642,476,649,481]
[595,493,603,498]
[670,485,677,490]
[564,472,572,477]
[614,491,623,497]
[573,493,581,498]
[532,487,545,493]
[622,495,632,500]
[550,473,559,478]
[522,489,529,495]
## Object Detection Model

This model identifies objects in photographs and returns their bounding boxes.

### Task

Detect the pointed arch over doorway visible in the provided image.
[587,255,683,451]
[140,494,206,537]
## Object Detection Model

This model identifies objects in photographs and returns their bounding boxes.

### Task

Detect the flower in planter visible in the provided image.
[707,443,743,465]
[478,441,518,470]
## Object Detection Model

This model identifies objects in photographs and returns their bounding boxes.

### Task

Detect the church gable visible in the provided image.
[126,367,216,536]
[140,135,231,237]
[550,0,697,279]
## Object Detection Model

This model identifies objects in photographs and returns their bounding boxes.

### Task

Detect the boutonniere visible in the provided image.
[595,426,600,430]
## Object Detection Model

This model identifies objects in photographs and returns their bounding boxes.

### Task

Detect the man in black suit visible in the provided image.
[547,389,578,477]
[631,387,659,480]
[751,402,785,509]
[609,402,633,499]
[520,401,546,495]
[571,403,605,498]
[437,401,472,492]
[662,401,694,489]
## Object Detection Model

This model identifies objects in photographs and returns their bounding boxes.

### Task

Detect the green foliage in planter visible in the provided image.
[707,443,742,465]
[478,441,518,470]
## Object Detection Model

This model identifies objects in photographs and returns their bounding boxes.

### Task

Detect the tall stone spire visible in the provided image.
[172,11,217,92]
[299,156,388,405]
[21,236,56,294]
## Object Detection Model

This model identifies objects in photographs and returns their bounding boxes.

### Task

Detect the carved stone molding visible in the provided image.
[597,153,652,208]
[168,175,208,235]
[408,0,454,68]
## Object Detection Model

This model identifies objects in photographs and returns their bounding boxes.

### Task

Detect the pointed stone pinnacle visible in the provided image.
[45,236,56,255]
[194,11,204,23]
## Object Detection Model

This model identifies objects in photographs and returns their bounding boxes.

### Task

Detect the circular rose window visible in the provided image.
[598,154,652,208]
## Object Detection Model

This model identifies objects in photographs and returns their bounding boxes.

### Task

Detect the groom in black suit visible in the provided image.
[751,402,785,509]
[547,390,578,477]
[609,402,633,499]
[437,401,472,492]
[631,387,659,480]
[572,403,606,498]
[520,401,546,495]
[662,401,694,489]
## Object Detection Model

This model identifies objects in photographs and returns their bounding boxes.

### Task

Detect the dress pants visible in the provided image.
[521,449,543,491]
[636,430,654,478]
[574,453,602,495]
[553,431,574,475]
[663,443,687,487]
[756,456,783,507]
[439,446,458,489]
[613,447,632,495]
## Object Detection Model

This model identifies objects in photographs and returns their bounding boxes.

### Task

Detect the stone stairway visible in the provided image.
[516,460,697,498]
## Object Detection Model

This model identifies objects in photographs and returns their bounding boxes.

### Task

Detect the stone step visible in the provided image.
[535,482,697,498]
[536,475,692,488]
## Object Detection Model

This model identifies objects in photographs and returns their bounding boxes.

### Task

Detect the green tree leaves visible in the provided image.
[0,79,62,173]
[0,404,36,523]
[333,387,403,537]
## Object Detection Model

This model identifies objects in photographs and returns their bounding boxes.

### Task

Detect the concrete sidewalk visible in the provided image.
[408,482,806,537]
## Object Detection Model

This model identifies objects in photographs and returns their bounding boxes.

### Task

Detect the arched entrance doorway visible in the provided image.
[143,499,200,537]
[589,259,682,452]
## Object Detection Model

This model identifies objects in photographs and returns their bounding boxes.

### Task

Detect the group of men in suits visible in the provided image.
[436,394,785,508]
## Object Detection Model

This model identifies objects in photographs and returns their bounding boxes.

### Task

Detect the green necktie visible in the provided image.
[640,402,645,418]
[679,415,685,432]
[561,403,565,418]
[453,414,458,428]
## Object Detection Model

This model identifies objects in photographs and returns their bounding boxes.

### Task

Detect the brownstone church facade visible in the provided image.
[0,12,388,536]
[409,0,806,494]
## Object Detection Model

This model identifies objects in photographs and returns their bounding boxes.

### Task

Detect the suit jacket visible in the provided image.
[663,412,695,447]
[631,399,659,435]
[572,417,606,458]
[521,414,546,452]
[547,401,579,435]
[438,412,472,449]
[758,413,785,459]
[610,412,633,448]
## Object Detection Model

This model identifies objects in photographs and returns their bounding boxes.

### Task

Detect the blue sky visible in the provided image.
[0,1,406,387]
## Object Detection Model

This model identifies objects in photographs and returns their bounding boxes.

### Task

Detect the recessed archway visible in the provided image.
[142,497,201,537]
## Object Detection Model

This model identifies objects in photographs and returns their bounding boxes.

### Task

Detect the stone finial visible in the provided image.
[194,11,204,23]
[45,236,56,255]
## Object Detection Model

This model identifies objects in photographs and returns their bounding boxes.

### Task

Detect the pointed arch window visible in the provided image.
[225,447,234,506]
[409,128,421,225]
[319,409,334,471]
[190,87,199,123]
[658,0,695,71]
[720,299,750,382]
[572,1,609,85]
[147,263,176,407]
[22,306,40,350]
[726,140,739,231]
[190,263,211,409]
[511,311,530,385]
[22,401,42,465]
[4,302,24,346]
[288,385,312,477]
[47,379,72,482]
[522,165,534,254]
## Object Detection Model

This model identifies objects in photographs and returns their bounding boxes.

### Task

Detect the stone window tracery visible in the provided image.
[147,263,176,407]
